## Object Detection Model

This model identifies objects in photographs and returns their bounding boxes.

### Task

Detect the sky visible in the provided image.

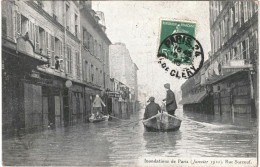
[93,1,211,103]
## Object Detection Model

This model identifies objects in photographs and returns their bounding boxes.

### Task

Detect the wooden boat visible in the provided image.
[89,114,109,123]
[143,112,182,132]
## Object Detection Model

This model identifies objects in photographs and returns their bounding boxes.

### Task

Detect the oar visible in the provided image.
[132,113,162,129]
[166,112,221,128]
[113,118,144,128]
[142,113,161,123]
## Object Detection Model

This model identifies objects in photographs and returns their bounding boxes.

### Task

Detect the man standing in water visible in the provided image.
[164,83,177,116]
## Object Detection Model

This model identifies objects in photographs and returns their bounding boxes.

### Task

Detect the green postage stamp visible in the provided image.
[158,19,197,65]
[157,19,204,79]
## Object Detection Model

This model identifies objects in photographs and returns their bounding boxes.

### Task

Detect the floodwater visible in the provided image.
[3,108,257,166]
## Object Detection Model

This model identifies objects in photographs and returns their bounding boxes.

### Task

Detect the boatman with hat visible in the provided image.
[163,83,177,116]
[143,97,161,120]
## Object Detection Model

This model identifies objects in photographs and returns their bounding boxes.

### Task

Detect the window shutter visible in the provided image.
[230,9,233,28]
[60,42,64,71]
[246,38,249,59]
[16,12,21,38]
[244,2,248,22]
[240,42,243,60]
[35,25,40,52]
[51,35,55,66]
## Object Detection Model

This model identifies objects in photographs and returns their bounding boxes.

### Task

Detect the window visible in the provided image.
[232,47,237,60]
[239,2,242,27]
[35,25,40,52]
[99,44,101,59]
[55,38,63,70]
[230,8,233,28]
[21,15,29,36]
[100,70,103,86]
[50,35,55,66]
[91,65,94,82]
[241,39,249,60]
[212,33,215,53]
[28,21,35,42]
[66,4,70,30]
[248,2,253,18]
[255,2,258,13]
[244,2,248,22]
[96,68,98,84]
[66,46,72,74]
[90,35,94,55]
[94,40,97,56]
[15,11,21,38]
[84,61,89,82]
[83,28,87,47]
[222,20,225,37]
[225,16,228,36]
[218,26,221,48]
[237,44,240,59]
[235,2,239,23]
[227,51,230,62]
[75,14,78,37]
[2,16,7,36]
[245,38,249,59]
[87,32,90,50]
[76,52,80,77]
[45,32,49,57]
[39,27,45,54]
[240,42,243,60]
[216,1,219,16]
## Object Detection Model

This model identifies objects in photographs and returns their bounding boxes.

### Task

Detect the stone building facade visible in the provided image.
[180,1,258,118]
[80,2,111,118]
[109,43,139,103]
[2,0,112,137]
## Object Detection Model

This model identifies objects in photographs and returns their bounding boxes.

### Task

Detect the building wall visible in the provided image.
[2,0,88,135]
[109,43,138,102]
[80,7,110,90]
[209,1,258,66]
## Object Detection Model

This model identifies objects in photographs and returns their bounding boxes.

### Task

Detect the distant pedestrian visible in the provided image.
[92,94,106,118]
[163,83,177,116]
[143,97,161,120]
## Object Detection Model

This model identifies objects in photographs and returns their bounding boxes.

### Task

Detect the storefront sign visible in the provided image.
[108,91,120,98]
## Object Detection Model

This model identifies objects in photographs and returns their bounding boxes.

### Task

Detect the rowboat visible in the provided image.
[89,114,109,123]
[143,112,182,132]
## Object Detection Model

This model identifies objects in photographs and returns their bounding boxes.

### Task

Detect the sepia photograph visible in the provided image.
[1,0,258,166]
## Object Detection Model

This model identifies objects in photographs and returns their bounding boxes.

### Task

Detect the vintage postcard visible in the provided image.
[1,1,258,166]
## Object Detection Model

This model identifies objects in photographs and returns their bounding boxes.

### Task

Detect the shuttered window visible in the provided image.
[51,36,55,67]
[244,2,248,22]
[66,46,72,74]
[76,52,80,77]
[35,25,40,52]
[15,11,21,38]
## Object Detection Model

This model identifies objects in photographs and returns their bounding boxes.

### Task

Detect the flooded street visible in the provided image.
[3,109,257,166]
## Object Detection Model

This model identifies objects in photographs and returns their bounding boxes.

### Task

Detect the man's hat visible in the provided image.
[148,97,155,102]
[164,83,170,89]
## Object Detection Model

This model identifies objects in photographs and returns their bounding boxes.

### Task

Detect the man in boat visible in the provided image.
[163,83,177,116]
[92,94,106,118]
[143,97,161,120]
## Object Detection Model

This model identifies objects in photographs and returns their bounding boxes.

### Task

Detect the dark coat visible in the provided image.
[165,89,177,112]
[144,102,161,119]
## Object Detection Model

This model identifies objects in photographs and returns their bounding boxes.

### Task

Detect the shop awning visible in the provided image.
[179,91,208,105]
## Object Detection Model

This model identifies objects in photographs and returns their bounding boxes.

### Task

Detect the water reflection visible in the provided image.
[3,108,257,166]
